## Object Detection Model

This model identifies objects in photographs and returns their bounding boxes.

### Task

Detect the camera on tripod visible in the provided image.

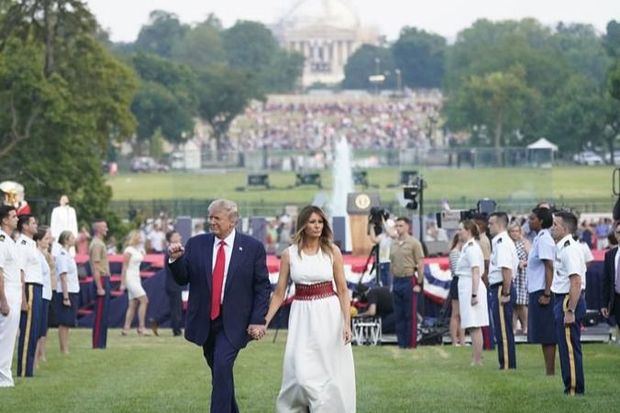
[368,206,390,235]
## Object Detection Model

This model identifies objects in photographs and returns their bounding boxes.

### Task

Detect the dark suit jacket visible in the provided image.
[164,252,183,293]
[602,247,618,313]
[168,232,271,349]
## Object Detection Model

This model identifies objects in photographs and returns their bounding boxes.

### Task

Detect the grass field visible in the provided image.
[4,329,619,412]
[107,166,614,205]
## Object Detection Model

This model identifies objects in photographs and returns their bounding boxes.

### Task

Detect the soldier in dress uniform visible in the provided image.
[16,215,43,377]
[0,205,24,387]
[551,211,586,395]
[487,212,519,369]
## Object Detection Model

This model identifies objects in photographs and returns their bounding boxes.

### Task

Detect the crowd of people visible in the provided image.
[228,98,442,153]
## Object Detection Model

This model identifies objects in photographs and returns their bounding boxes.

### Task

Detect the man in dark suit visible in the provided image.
[602,221,620,328]
[168,199,271,413]
[164,230,184,336]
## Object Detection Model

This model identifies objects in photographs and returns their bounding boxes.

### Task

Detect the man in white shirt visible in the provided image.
[16,215,43,378]
[0,205,24,387]
[487,212,519,370]
[551,210,586,395]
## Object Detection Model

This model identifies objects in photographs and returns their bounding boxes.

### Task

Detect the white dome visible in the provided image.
[279,0,360,31]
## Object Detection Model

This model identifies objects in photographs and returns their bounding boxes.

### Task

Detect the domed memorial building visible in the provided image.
[272,0,380,87]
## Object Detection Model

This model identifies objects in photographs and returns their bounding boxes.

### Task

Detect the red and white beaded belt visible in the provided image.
[294,281,336,301]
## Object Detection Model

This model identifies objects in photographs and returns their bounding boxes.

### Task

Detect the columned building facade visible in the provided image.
[272,0,379,87]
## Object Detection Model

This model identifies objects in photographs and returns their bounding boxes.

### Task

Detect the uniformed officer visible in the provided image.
[389,217,425,348]
[90,220,111,349]
[487,212,519,370]
[16,214,43,377]
[0,205,24,387]
[551,211,586,395]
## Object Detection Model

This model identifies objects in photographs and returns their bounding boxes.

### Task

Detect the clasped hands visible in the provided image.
[247,324,266,340]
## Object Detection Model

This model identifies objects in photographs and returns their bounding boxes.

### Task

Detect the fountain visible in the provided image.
[330,137,354,251]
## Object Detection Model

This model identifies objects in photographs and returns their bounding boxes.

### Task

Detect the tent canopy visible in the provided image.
[527,137,558,151]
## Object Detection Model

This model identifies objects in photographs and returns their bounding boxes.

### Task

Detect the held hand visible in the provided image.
[538,295,551,306]
[413,285,422,293]
[62,297,71,307]
[343,324,352,344]
[21,298,28,312]
[500,294,510,305]
[0,299,9,316]
[168,243,185,261]
[601,308,609,318]
[564,311,575,325]
[97,287,106,296]
[247,324,266,340]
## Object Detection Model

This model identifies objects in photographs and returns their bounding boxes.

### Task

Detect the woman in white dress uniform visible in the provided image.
[120,230,149,335]
[264,205,356,412]
[455,220,489,366]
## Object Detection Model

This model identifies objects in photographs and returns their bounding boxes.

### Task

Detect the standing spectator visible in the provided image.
[50,195,78,246]
[526,207,557,376]
[448,233,465,346]
[389,217,425,349]
[163,230,184,337]
[595,218,611,250]
[455,220,489,366]
[16,215,42,377]
[55,230,80,355]
[0,206,22,387]
[34,226,55,368]
[551,211,586,395]
[75,225,91,256]
[601,221,620,334]
[488,212,519,370]
[508,222,530,335]
[579,221,593,249]
[120,230,149,336]
[147,223,166,253]
[368,217,397,289]
[90,220,111,349]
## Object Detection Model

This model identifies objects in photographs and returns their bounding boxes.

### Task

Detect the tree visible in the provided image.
[131,53,196,149]
[342,44,395,90]
[134,10,188,58]
[171,17,226,70]
[392,27,446,88]
[195,64,262,152]
[604,20,620,58]
[0,0,136,229]
[445,66,539,163]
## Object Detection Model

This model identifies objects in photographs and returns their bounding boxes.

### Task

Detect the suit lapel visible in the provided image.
[204,235,215,291]
[224,232,244,295]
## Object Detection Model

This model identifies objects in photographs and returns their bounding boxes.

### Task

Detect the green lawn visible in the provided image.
[4,329,619,412]
[107,166,614,204]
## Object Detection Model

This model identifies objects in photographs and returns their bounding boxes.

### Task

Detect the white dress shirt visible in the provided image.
[551,235,586,294]
[213,229,236,304]
[488,231,519,285]
[17,234,43,285]
[0,229,23,286]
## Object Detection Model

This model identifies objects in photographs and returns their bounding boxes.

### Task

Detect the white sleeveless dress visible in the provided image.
[123,246,146,300]
[276,245,356,413]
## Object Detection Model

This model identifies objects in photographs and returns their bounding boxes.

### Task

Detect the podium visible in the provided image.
[346,193,380,256]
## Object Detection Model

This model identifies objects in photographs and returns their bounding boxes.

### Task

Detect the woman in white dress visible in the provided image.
[120,230,149,335]
[455,220,489,366]
[264,205,356,412]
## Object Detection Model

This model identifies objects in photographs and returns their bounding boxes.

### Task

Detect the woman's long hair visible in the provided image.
[293,205,333,258]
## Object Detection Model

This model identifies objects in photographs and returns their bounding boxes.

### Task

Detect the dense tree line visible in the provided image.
[343,18,620,160]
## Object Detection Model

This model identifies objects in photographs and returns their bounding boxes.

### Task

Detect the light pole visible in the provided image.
[395,68,402,95]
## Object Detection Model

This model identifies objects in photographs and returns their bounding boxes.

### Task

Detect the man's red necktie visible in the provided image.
[211,240,226,320]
